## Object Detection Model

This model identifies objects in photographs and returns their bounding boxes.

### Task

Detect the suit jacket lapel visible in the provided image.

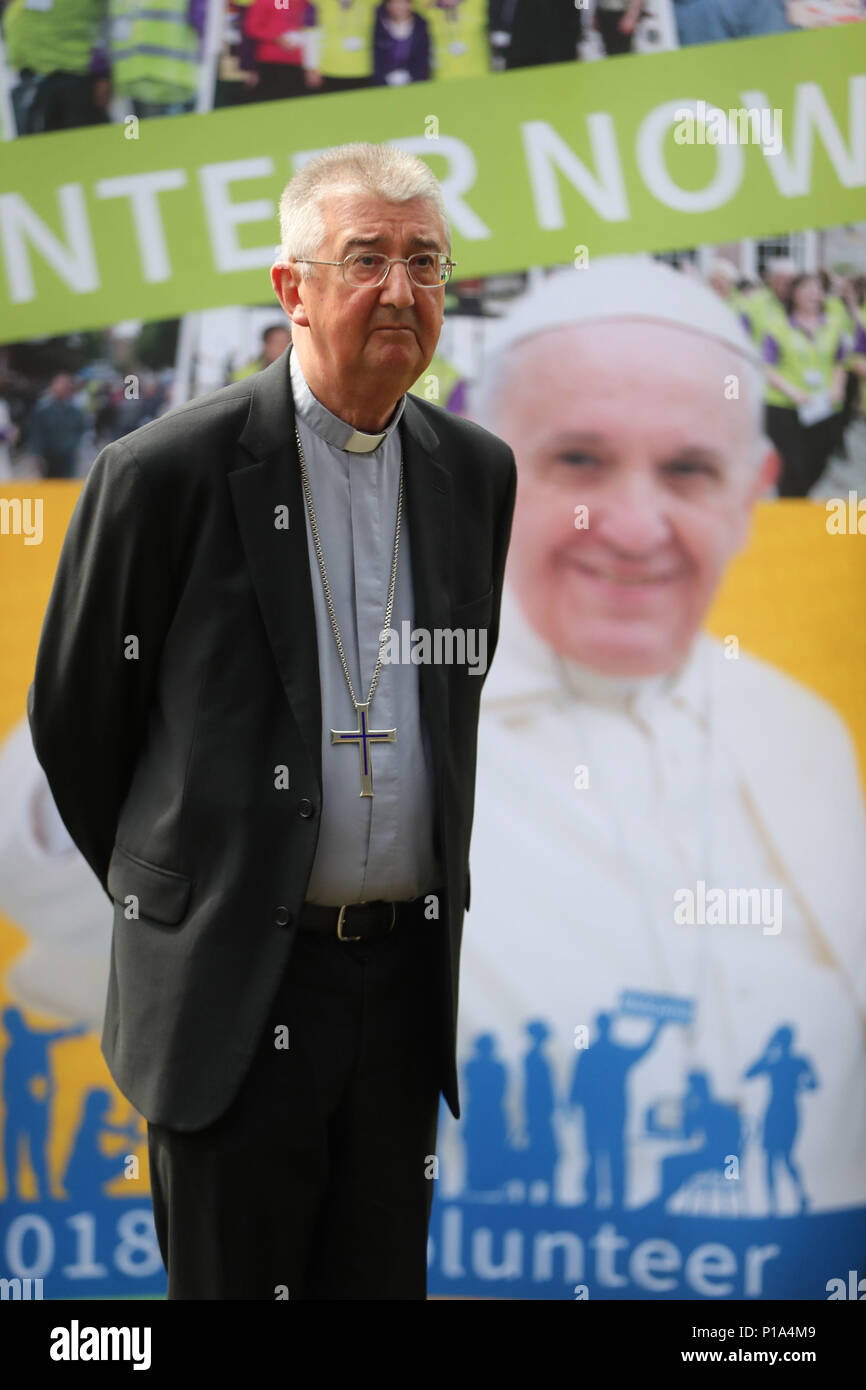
[229,347,322,791]
[400,385,453,803]
[228,343,453,805]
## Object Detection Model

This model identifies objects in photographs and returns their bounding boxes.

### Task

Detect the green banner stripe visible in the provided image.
[0,27,861,344]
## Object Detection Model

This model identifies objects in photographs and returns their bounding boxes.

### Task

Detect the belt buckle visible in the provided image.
[336,904,361,942]
[336,901,396,941]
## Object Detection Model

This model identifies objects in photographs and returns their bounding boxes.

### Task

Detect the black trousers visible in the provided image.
[323,75,372,94]
[765,404,841,497]
[147,907,444,1299]
[251,62,308,104]
[12,71,108,136]
[596,11,635,56]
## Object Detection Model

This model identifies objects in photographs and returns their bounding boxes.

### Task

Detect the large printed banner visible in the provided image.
[2,12,866,1305]
[1,482,161,1295]
[2,491,864,1298]
[432,501,866,1300]
[1,25,864,343]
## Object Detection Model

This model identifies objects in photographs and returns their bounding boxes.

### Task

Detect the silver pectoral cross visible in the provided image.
[331,701,396,797]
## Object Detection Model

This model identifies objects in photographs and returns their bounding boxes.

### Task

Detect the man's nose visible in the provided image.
[592,482,672,552]
[379,261,416,307]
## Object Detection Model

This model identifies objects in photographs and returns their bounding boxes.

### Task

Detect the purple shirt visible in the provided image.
[189,0,208,39]
[763,315,847,366]
[373,7,430,84]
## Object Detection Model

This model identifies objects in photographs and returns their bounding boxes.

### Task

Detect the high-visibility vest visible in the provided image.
[409,354,461,408]
[425,0,489,81]
[317,0,376,79]
[824,292,855,344]
[739,287,792,403]
[724,286,753,323]
[230,356,264,383]
[741,285,786,347]
[4,0,104,76]
[763,313,844,409]
[848,303,866,416]
[110,0,199,104]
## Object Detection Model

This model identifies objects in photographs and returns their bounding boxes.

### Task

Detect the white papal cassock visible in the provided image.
[439,585,866,1234]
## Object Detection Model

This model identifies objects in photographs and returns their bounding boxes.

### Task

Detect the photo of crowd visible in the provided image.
[1,0,863,139]
[695,251,866,499]
[2,227,865,502]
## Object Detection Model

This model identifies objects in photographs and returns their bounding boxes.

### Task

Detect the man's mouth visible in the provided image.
[568,558,681,586]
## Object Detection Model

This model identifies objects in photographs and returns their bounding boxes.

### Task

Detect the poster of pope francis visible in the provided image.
[429,256,866,1300]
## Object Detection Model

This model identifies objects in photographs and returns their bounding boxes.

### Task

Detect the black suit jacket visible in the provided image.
[26,344,516,1131]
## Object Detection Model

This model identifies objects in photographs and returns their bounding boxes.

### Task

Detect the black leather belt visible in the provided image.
[298,898,424,941]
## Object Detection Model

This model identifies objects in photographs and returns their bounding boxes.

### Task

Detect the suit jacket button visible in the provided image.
[274,906,292,927]
[298,797,314,818]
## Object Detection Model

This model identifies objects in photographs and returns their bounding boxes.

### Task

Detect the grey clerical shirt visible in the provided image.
[290,347,440,906]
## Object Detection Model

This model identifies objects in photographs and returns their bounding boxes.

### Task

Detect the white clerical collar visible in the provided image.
[557,652,673,711]
[483,583,710,723]
[290,344,407,453]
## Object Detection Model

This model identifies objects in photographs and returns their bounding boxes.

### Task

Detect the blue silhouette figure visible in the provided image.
[462,1033,512,1194]
[519,1020,558,1198]
[63,1089,144,1203]
[744,1024,818,1215]
[570,1011,664,1209]
[642,1070,742,1211]
[2,1007,87,1200]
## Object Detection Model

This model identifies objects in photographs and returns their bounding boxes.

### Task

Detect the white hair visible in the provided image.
[706,257,738,281]
[275,142,450,281]
[765,256,797,279]
[470,256,769,469]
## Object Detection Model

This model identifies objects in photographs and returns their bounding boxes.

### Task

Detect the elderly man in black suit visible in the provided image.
[27,141,516,1300]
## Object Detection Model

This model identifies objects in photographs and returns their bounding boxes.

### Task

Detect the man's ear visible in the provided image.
[270,263,310,328]
[733,442,780,554]
[751,441,780,502]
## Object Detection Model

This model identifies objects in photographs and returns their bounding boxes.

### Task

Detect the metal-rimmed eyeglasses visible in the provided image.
[292,252,456,289]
